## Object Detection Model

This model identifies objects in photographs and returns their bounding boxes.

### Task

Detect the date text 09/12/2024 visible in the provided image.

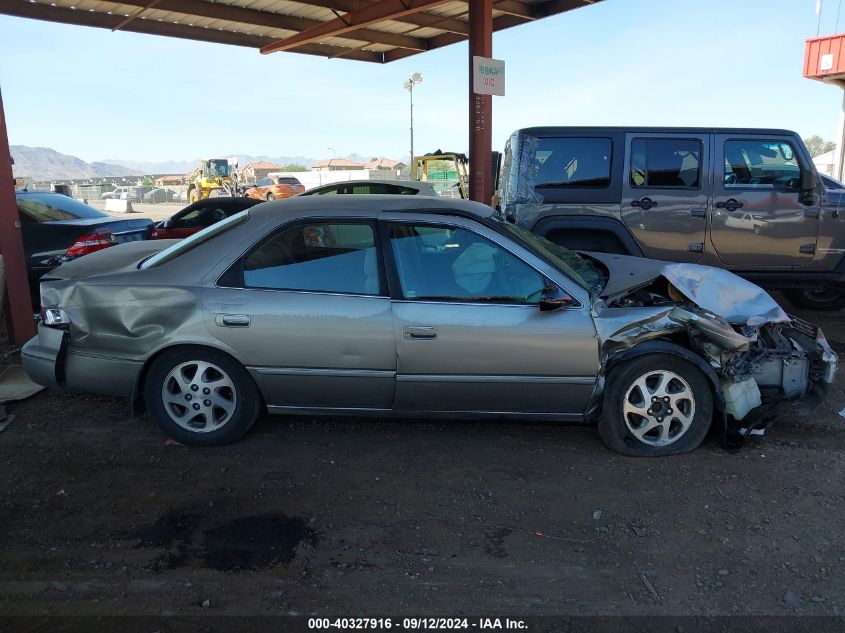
[307,618,528,630]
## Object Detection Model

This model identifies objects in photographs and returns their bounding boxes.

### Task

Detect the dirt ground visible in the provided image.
[1,297,844,624]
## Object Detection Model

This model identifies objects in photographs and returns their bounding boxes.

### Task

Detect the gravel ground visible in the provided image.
[0,298,843,621]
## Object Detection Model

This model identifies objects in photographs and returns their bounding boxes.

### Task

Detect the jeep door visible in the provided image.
[710,134,819,267]
[621,133,709,263]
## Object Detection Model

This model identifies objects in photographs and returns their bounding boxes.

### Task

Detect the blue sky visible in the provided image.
[0,0,842,163]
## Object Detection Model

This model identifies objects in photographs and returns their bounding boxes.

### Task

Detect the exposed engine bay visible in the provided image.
[586,253,838,441]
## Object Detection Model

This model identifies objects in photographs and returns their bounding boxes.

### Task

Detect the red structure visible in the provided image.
[804,34,845,86]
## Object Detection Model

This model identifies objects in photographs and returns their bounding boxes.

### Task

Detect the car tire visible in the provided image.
[144,347,262,447]
[782,288,845,311]
[266,193,275,201]
[598,354,713,457]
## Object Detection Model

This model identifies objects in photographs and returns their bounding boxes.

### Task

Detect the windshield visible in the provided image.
[206,160,230,179]
[17,192,107,222]
[141,210,249,269]
[498,221,606,296]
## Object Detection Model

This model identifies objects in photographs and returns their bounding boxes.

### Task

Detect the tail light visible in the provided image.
[66,230,117,257]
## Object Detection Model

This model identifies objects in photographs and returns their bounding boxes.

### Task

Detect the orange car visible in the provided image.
[245,176,304,200]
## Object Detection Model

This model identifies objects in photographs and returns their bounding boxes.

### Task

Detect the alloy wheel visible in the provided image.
[161,360,237,432]
[622,370,696,447]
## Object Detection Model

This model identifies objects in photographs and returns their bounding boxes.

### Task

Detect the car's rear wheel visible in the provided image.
[782,288,845,311]
[598,354,713,456]
[266,193,275,201]
[144,347,261,446]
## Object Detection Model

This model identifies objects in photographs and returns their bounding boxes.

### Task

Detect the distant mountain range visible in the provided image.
[11,146,142,180]
[12,145,381,181]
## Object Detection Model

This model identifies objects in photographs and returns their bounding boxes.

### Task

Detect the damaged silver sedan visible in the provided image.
[21,196,838,456]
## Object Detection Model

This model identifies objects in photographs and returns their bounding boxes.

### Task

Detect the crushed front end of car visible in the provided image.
[587,253,838,445]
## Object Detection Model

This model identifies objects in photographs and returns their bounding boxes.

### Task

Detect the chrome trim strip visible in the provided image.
[253,366,395,378]
[396,374,595,384]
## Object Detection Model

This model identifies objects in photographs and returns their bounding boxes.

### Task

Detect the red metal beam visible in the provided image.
[383,13,529,62]
[0,2,386,62]
[261,0,450,54]
[108,0,429,51]
[468,0,492,204]
[0,88,36,346]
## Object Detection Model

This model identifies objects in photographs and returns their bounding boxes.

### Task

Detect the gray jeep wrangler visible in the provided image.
[499,127,845,310]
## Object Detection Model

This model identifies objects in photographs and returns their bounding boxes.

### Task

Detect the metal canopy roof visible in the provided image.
[2,0,600,63]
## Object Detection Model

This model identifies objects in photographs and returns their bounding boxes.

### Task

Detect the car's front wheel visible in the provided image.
[598,354,713,456]
[144,347,261,446]
[782,288,845,311]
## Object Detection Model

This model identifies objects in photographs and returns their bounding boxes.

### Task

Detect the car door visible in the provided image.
[205,218,396,411]
[382,214,599,416]
[710,134,820,267]
[621,133,709,263]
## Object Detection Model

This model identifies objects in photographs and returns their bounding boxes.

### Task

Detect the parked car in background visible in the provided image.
[500,127,845,310]
[16,189,153,305]
[301,179,438,197]
[150,196,262,240]
[143,188,175,204]
[245,176,304,200]
[23,196,836,456]
[101,187,131,200]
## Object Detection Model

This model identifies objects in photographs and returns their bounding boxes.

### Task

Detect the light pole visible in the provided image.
[403,72,422,177]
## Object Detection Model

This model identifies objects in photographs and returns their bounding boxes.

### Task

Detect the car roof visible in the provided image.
[252,194,495,219]
[513,126,798,136]
[313,179,431,188]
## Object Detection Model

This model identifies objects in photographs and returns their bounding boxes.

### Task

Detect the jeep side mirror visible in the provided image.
[801,169,818,192]
[539,284,574,311]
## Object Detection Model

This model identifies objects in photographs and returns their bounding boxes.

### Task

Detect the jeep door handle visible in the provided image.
[631,197,657,211]
[216,314,251,327]
[715,199,743,212]
[404,326,437,340]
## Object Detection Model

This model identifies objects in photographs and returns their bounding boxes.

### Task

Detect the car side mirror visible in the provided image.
[539,284,574,311]
[801,169,818,192]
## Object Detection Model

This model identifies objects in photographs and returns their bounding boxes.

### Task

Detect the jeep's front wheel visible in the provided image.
[783,288,845,311]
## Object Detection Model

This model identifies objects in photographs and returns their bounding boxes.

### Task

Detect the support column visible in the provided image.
[0,88,35,345]
[468,0,492,204]
[835,89,845,181]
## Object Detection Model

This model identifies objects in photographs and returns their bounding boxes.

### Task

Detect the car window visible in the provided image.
[277,178,302,185]
[530,137,612,188]
[723,140,800,189]
[389,223,545,304]
[16,193,107,222]
[630,138,702,188]
[142,211,250,270]
[313,186,338,195]
[257,178,271,186]
[243,222,379,295]
[178,205,227,228]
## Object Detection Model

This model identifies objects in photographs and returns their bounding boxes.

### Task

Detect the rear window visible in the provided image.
[531,137,612,188]
[276,178,302,186]
[16,192,107,222]
[141,210,249,269]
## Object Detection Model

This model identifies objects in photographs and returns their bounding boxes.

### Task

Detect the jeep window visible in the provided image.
[724,140,801,190]
[630,139,702,188]
[530,137,612,188]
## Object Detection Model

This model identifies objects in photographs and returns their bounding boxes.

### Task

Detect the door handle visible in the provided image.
[630,197,657,211]
[715,199,743,212]
[403,326,437,340]
[690,207,706,218]
[216,314,251,327]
